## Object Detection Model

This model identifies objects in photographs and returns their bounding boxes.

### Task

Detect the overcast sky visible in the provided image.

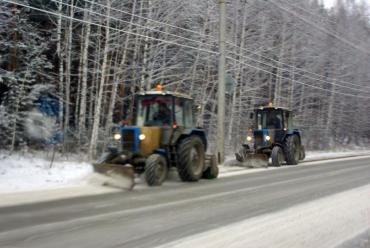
[323,0,370,8]
[323,0,336,8]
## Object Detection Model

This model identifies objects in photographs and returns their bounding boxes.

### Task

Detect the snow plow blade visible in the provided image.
[245,154,269,168]
[91,163,135,190]
[235,151,269,168]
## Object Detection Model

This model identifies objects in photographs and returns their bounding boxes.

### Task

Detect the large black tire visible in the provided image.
[202,155,219,179]
[271,146,284,167]
[284,135,300,165]
[299,145,306,161]
[177,136,205,182]
[145,154,168,186]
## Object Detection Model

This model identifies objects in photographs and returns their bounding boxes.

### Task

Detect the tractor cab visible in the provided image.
[94,90,218,188]
[135,92,194,128]
[236,105,305,167]
[112,91,198,157]
[252,107,293,148]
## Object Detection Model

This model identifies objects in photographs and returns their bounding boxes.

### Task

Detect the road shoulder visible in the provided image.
[1,154,370,208]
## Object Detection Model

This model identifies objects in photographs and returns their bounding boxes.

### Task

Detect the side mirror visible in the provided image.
[249,112,254,119]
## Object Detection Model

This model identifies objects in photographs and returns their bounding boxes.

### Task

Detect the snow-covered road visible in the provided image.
[1,149,369,193]
[0,156,369,248]
[1,150,370,207]
[155,184,370,248]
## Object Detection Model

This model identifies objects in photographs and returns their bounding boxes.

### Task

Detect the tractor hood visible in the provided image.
[253,129,271,148]
[120,126,161,157]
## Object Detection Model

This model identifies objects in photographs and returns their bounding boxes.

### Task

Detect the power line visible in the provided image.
[79,0,216,40]
[226,55,370,99]
[3,0,370,100]
[1,0,219,55]
[226,39,370,91]
[59,0,370,92]
[51,0,217,51]
[279,0,337,25]
[278,0,369,54]
[226,49,370,94]
[267,0,370,55]
[56,0,370,93]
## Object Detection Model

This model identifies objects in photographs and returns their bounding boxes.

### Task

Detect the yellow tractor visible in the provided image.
[93,89,219,188]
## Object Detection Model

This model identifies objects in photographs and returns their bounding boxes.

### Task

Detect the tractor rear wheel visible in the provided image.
[271,146,284,167]
[284,135,300,165]
[145,154,168,186]
[177,136,205,182]
[202,155,219,179]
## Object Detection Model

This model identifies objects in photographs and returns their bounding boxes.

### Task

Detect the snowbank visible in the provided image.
[0,152,93,193]
[306,149,370,160]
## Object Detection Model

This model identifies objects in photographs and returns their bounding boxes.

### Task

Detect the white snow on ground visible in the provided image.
[0,152,93,193]
[155,184,370,248]
[1,149,370,193]
[0,149,369,207]
[306,150,370,160]
[220,149,370,177]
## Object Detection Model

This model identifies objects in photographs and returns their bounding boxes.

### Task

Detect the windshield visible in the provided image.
[136,96,173,126]
[256,109,283,130]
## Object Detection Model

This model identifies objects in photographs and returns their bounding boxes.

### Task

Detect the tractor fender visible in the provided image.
[284,130,302,144]
[175,128,208,150]
[152,148,171,167]
[153,148,168,157]
[271,143,285,149]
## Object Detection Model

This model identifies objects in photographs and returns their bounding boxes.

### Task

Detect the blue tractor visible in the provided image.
[94,90,219,187]
[235,105,305,167]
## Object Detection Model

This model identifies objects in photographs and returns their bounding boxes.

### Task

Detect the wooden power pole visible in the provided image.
[217,0,226,164]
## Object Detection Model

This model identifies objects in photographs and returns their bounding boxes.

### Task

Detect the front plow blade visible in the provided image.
[235,152,269,168]
[246,154,269,168]
[91,163,135,190]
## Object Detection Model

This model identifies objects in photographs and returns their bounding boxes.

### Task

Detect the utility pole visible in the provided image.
[217,0,226,164]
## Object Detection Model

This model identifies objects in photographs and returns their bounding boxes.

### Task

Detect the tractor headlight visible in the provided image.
[113,133,122,140]
[139,134,146,141]
[265,135,271,141]
[246,136,253,142]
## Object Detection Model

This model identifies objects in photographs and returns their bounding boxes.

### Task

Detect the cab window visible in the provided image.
[175,98,185,126]
[184,100,193,127]
[136,96,172,126]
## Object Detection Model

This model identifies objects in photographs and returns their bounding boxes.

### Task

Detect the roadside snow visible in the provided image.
[155,184,370,248]
[0,149,369,197]
[220,149,370,177]
[306,150,370,161]
[0,153,93,193]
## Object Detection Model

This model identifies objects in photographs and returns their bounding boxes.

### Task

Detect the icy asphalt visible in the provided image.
[0,157,370,248]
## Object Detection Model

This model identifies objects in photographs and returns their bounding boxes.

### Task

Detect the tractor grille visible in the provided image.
[122,129,136,152]
[254,132,263,147]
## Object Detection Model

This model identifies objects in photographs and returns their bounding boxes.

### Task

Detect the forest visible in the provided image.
[0,0,369,158]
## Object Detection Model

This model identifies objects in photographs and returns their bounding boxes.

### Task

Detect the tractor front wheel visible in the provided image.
[284,135,300,165]
[202,155,219,179]
[299,145,306,161]
[145,154,168,186]
[177,136,205,182]
[271,146,284,167]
